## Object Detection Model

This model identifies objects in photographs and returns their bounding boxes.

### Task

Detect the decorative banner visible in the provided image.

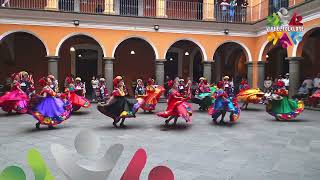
[266,8,304,49]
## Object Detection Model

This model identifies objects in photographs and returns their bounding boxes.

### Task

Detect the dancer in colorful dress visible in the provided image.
[266,80,304,120]
[157,80,192,126]
[135,79,147,110]
[141,78,165,112]
[47,75,59,93]
[237,78,265,110]
[209,81,240,124]
[222,76,234,97]
[19,71,35,98]
[192,77,212,111]
[185,77,193,98]
[65,77,91,111]
[96,78,109,102]
[309,85,320,107]
[97,76,140,128]
[0,73,29,113]
[31,77,72,129]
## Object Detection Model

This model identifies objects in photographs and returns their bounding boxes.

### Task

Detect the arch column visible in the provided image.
[156,59,165,86]
[285,57,303,97]
[47,56,59,79]
[203,61,213,83]
[246,62,254,87]
[257,61,266,90]
[203,0,215,21]
[104,57,114,92]
[104,0,115,14]
[156,0,166,17]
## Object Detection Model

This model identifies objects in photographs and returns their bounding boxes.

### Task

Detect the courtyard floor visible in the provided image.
[0,103,320,180]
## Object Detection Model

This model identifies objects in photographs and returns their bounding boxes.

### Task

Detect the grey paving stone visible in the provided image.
[0,103,320,180]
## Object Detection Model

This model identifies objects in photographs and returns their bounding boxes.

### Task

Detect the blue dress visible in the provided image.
[209,89,240,122]
[31,86,71,126]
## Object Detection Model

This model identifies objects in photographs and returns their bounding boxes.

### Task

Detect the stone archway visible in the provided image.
[213,42,249,84]
[0,31,48,89]
[113,37,156,96]
[165,40,204,82]
[57,35,104,93]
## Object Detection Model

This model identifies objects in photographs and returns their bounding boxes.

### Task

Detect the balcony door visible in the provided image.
[120,0,139,16]
[268,0,288,15]
[58,0,75,11]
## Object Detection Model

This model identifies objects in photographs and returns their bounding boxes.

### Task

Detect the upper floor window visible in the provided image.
[268,0,288,15]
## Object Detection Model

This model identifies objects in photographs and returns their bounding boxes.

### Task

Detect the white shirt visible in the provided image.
[91,80,99,89]
[282,78,289,87]
[313,78,320,88]
[220,2,229,11]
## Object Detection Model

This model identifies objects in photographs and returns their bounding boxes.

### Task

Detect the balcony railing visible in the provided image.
[0,0,311,23]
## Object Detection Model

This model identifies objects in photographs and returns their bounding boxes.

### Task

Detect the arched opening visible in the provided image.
[165,40,204,81]
[58,35,104,98]
[298,27,320,81]
[0,32,48,89]
[113,37,156,96]
[262,42,288,80]
[213,42,248,83]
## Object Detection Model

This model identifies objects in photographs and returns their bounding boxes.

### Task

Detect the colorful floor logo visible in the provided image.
[266,8,304,48]
[0,131,175,180]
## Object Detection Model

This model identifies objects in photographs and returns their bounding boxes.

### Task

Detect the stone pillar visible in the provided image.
[286,57,303,97]
[47,56,59,80]
[155,60,165,86]
[45,0,58,10]
[138,0,144,16]
[203,0,215,21]
[246,62,254,88]
[104,0,115,14]
[104,58,114,92]
[203,61,213,83]
[257,61,265,90]
[211,61,216,83]
[156,0,166,17]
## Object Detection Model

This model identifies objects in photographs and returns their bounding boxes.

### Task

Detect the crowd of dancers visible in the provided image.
[0,71,306,130]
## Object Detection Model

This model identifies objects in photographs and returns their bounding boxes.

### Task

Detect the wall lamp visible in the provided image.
[73,20,80,26]
[154,25,160,31]
[224,29,229,35]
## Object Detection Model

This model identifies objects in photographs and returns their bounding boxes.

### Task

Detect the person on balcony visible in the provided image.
[1,0,10,7]
[241,0,248,22]
[220,0,230,22]
[229,0,237,22]
[96,4,104,13]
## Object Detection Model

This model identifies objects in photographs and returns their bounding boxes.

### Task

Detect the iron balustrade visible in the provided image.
[0,0,311,23]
